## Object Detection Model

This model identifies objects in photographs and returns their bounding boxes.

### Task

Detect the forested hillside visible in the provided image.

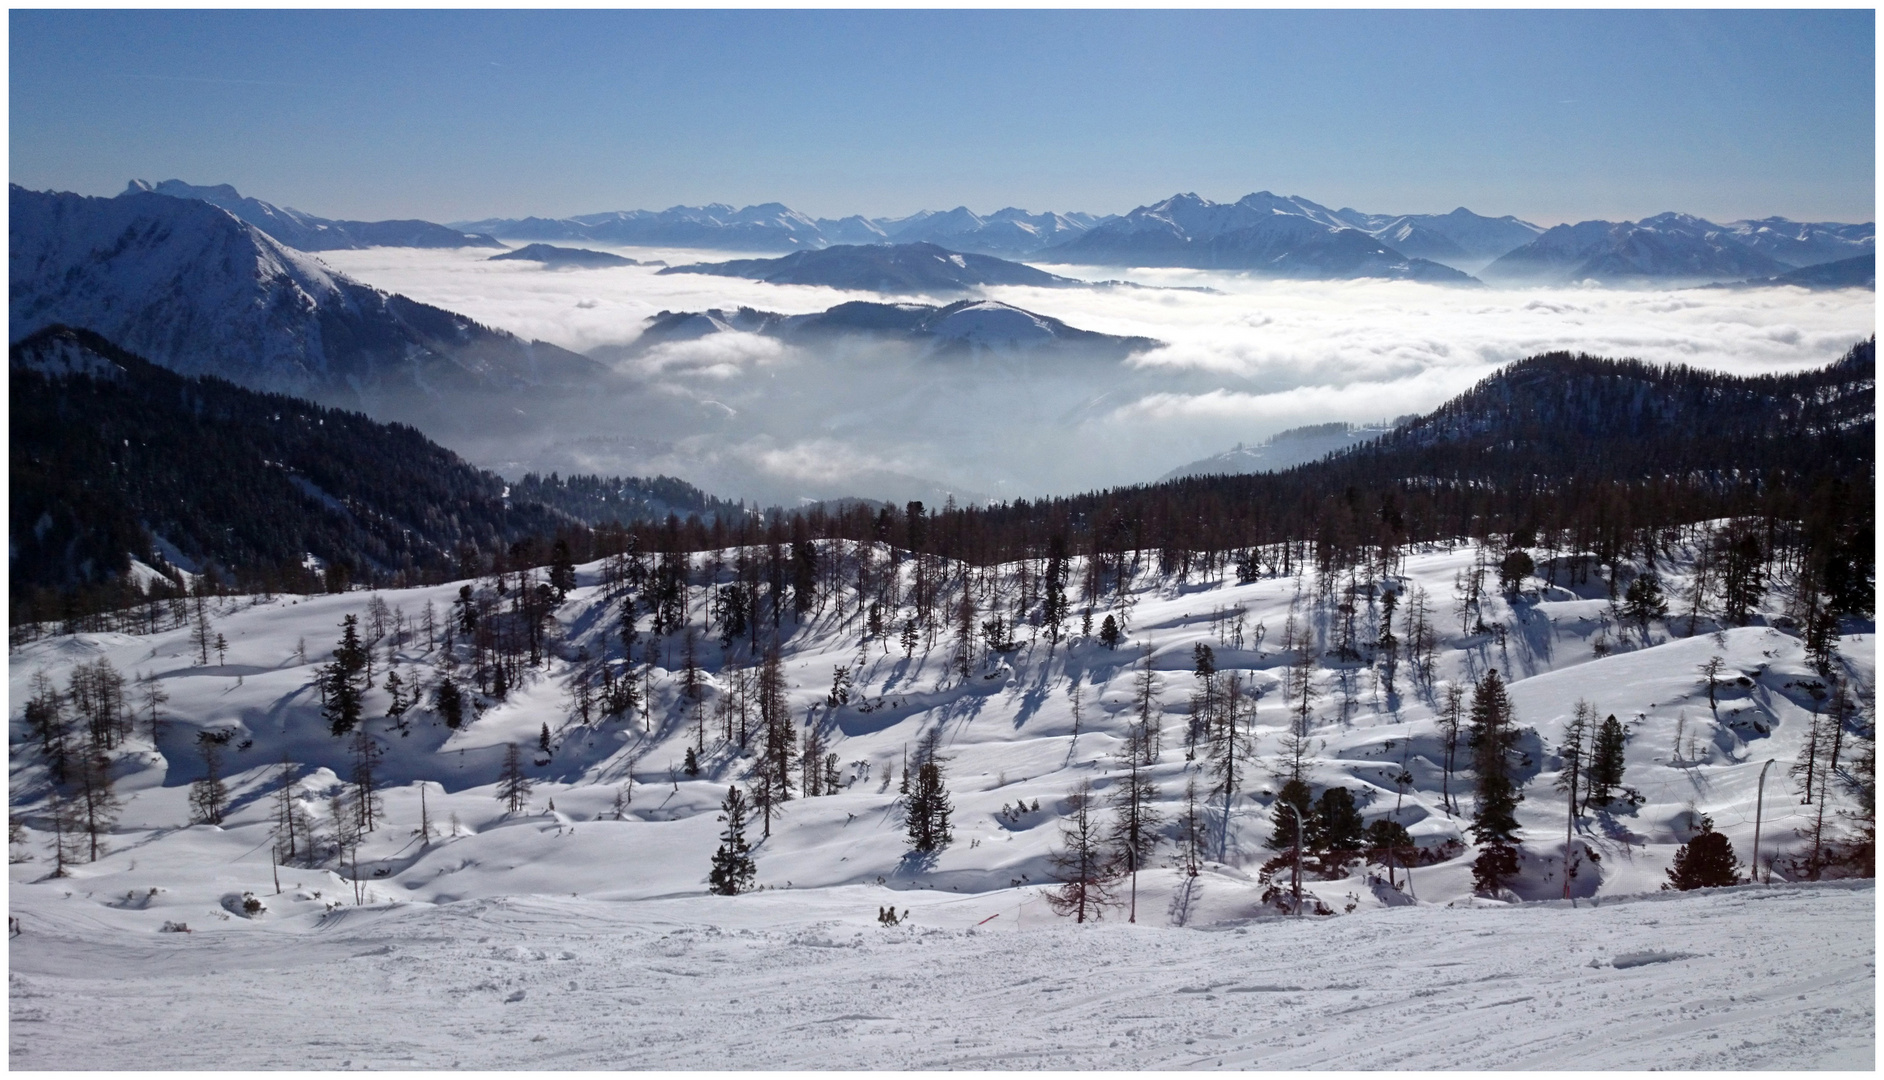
[10,327,567,616]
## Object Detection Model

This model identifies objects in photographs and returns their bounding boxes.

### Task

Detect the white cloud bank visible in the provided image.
[320,246,1875,505]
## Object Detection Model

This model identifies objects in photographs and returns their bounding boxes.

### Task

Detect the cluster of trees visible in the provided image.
[10,326,565,631]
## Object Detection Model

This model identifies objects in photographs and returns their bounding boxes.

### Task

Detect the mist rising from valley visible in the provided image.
[319,244,1876,507]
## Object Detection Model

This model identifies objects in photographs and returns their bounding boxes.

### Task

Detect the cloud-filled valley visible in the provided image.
[317,245,1875,506]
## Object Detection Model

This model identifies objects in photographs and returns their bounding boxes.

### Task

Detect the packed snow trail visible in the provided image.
[8,882,1871,1070]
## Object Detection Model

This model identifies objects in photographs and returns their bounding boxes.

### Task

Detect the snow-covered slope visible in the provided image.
[10,526,1876,1068]
[7,537,1872,1067]
[9,185,598,398]
[9,881,1871,1069]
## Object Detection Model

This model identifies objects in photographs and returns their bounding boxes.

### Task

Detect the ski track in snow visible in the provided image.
[8,883,1872,1069]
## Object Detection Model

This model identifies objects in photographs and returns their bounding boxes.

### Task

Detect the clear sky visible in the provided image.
[10,9,1875,226]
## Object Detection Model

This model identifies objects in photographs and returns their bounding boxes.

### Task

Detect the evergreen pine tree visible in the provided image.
[905,761,954,853]
[683,745,701,778]
[1468,669,1524,894]
[1588,713,1628,805]
[1098,614,1123,650]
[1664,817,1741,890]
[707,786,756,895]
[435,678,464,730]
[323,615,368,736]
[1307,786,1365,877]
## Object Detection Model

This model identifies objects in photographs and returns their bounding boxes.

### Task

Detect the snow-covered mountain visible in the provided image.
[458,202,830,251]
[128,179,502,251]
[878,206,1104,258]
[1479,212,1872,285]
[1721,217,1875,269]
[625,298,1159,360]
[1038,192,1479,283]
[10,185,597,400]
[657,241,1081,293]
[1161,419,1412,481]
[486,243,653,269]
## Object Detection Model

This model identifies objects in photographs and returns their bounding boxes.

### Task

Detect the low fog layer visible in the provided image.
[319,246,1876,506]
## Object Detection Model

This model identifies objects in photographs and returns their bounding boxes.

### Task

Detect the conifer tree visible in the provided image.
[1108,737,1162,919]
[323,615,368,736]
[1555,699,1596,817]
[1177,772,1204,877]
[905,761,954,853]
[1046,782,1115,923]
[1588,713,1628,805]
[1133,645,1161,764]
[1622,573,1668,636]
[1438,683,1467,816]
[1268,777,1313,906]
[349,727,382,833]
[497,743,531,813]
[1206,673,1253,859]
[1468,669,1523,894]
[189,735,229,826]
[751,646,796,837]
[707,786,756,895]
[1664,817,1741,890]
[1099,614,1123,650]
[435,678,464,730]
[683,746,701,778]
[71,739,120,861]
[1307,786,1365,876]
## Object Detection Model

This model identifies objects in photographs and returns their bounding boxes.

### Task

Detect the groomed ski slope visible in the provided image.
[8,539,1874,1068]
[7,881,1872,1070]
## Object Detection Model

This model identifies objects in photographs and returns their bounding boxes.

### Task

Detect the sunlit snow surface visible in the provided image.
[316,245,1875,504]
[9,883,1871,1069]
[8,541,1875,1067]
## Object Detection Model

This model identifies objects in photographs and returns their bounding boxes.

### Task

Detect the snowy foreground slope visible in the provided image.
[8,540,1875,1067]
[9,882,1872,1069]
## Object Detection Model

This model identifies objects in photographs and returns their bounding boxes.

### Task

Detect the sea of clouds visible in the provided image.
[319,246,1875,507]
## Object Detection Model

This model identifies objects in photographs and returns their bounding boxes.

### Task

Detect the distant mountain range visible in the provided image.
[1036,191,1486,282]
[1482,212,1874,285]
[620,299,1159,360]
[488,243,657,268]
[454,203,1106,259]
[658,242,1080,293]
[106,177,1875,287]
[1726,253,1875,291]
[126,179,501,251]
[1161,419,1413,481]
[10,185,597,408]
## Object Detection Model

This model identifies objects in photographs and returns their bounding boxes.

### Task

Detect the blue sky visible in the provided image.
[10,9,1875,225]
